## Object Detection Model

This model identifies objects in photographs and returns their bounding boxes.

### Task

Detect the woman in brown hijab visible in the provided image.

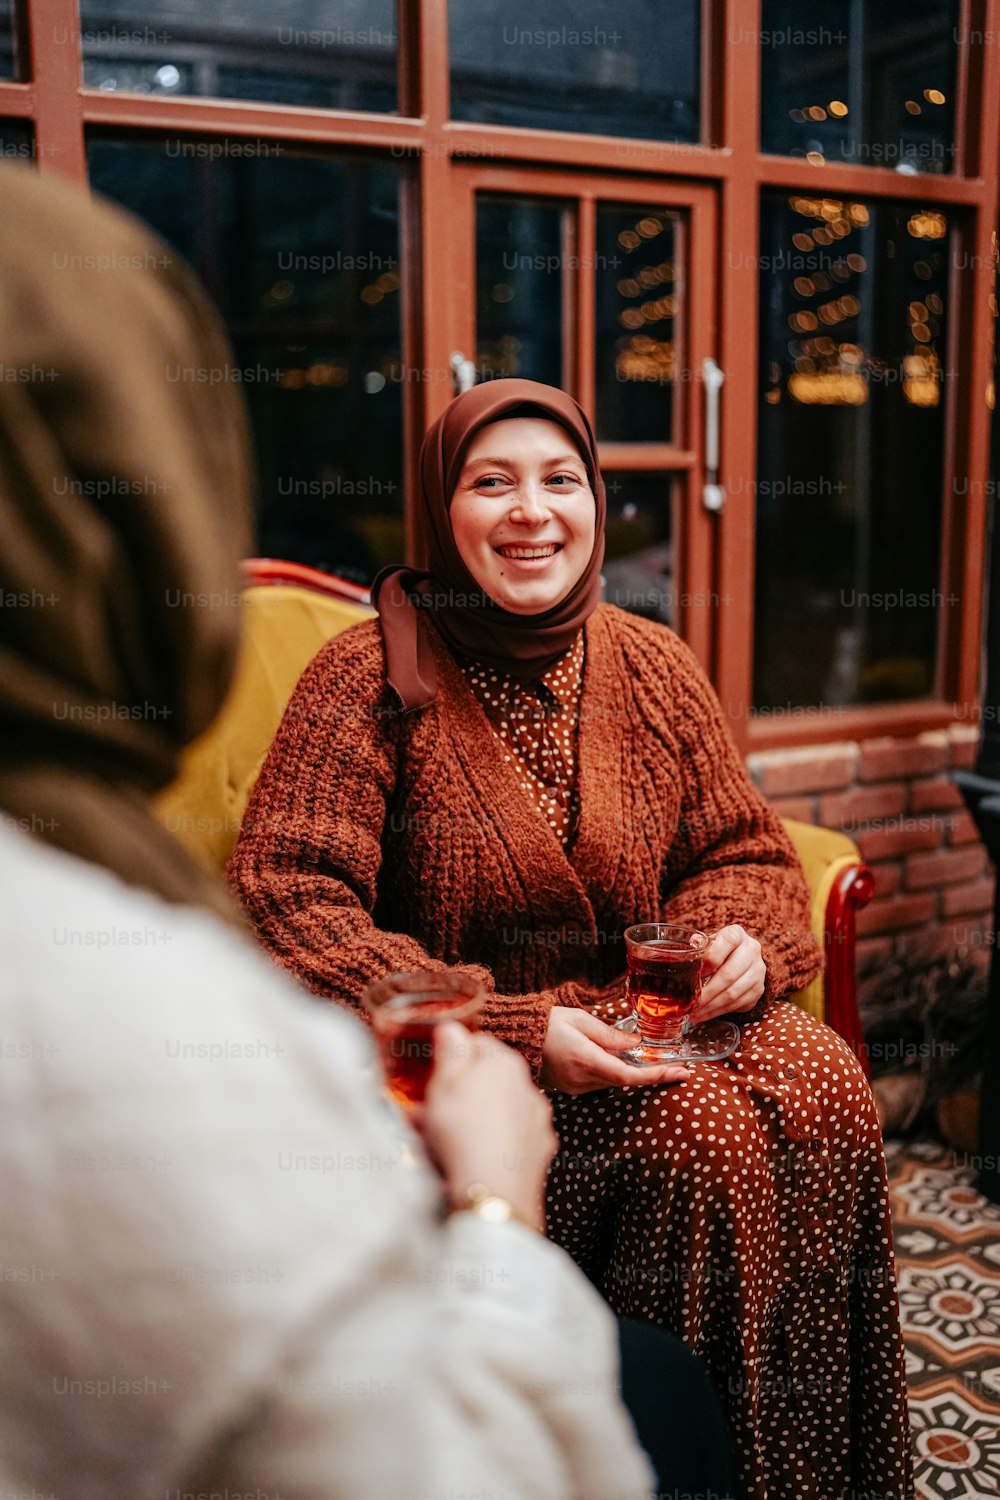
[232,379,915,1500]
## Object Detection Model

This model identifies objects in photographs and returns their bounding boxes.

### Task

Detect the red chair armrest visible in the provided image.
[825,862,876,1079]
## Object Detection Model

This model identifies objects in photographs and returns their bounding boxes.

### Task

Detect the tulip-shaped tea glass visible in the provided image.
[614,924,740,1065]
[363,969,484,1108]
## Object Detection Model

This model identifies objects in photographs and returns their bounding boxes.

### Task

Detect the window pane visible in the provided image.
[0,121,34,161]
[601,472,675,626]
[87,138,404,586]
[475,196,564,386]
[754,192,949,710]
[760,0,959,174]
[0,1,16,79]
[80,1,397,112]
[595,204,679,443]
[449,0,699,144]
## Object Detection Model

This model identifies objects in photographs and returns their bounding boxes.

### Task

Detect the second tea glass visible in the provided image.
[614,923,739,1065]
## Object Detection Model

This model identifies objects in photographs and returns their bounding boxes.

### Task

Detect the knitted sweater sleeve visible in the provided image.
[227,624,568,1078]
[652,631,823,1013]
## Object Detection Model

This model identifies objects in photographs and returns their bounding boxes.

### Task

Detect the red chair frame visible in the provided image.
[241,557,373,608]
[825,864,876,1078]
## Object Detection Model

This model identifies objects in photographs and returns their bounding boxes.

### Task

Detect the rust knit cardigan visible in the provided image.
[229,604,823,1079]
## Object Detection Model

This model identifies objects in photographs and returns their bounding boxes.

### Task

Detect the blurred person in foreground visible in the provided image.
[0,163,739,1500]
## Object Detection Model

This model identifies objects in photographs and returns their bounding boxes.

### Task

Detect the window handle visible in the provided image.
[451,351,477,395]
[702,357,725,513]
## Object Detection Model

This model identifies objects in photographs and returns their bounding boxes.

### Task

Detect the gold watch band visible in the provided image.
[452,1181,538,1231]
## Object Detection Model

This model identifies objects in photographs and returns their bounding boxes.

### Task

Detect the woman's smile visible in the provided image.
[494,541,562,564]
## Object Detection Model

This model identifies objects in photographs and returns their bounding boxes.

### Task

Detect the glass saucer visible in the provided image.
[612,1012,740,1065]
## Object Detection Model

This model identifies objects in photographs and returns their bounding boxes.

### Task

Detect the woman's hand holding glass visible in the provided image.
[691,924,766,1021]
[419,1022,557,1232]
[540,1005,693,1095]
[541,923,765,1093]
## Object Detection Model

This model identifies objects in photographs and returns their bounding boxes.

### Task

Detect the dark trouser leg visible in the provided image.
[617,1315,743,1500]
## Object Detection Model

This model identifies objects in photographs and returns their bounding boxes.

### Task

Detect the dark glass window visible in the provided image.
[601,471,676,625]
[754,191,950,710]
[79,1,397,112]
[0,1,16,79]
[475,196,565,386]
[449,0,699,144]
[0,121,35,162]
[595,204,680,443]
[760,0,959,175]
[88,138,404,586]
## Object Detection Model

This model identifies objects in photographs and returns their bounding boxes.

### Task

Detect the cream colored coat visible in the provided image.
[0,826,653,1500]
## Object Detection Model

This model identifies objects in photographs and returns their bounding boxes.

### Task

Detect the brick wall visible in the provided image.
[746,726,994,992]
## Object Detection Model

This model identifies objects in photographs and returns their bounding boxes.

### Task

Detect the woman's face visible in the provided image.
[449,417,597,616]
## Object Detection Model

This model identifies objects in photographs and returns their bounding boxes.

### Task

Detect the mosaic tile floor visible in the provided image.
[886,1138,1000,1498]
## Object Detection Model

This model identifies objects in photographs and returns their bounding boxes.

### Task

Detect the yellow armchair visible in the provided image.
[155,569,873,1068]
[155,579,370,874]
[780,819,874,1073]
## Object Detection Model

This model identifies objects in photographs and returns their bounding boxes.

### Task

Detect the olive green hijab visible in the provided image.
[0,164,252,922]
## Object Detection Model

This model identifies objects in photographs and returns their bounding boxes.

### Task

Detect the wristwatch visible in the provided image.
[452,1182,538,1231]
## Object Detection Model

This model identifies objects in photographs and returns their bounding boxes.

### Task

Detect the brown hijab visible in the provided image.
[0,164,252,923]
[373,379,606,710]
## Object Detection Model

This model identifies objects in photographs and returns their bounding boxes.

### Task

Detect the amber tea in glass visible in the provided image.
[362,970,483,1108]
[618,923,739,1065]
[627,932,704,1040]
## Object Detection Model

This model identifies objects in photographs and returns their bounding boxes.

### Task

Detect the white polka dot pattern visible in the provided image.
[546,1001,915,1500]
[463,631,584,848]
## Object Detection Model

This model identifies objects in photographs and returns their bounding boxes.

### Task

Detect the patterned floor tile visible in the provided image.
[889,1139,1000,1498]
[898,1259,1000,1356]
